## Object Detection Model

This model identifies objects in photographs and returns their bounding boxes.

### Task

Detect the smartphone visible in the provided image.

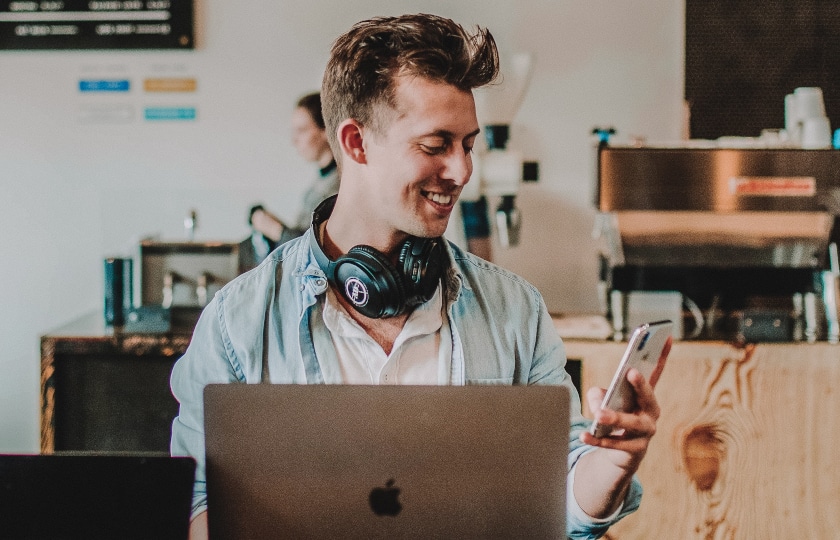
[588,320,673,438]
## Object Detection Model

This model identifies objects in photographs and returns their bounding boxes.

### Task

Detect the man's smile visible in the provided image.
[422,190,455,206]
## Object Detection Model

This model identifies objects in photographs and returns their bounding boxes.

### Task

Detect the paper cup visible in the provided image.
[801,116,832,149]
[794,87,826,119]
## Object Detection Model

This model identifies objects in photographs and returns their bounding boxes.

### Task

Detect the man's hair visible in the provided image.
[321,13,500,161]
[296,92,325,130]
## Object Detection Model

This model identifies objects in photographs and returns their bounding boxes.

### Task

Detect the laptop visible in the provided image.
[204,384,569,539]
[0,453,195,540]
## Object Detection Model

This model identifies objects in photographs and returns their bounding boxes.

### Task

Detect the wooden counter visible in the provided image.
[41,311,840,536]
[565,339,840,539]
[40,311,193,453]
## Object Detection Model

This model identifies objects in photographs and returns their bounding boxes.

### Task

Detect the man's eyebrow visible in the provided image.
[418,128,482,140]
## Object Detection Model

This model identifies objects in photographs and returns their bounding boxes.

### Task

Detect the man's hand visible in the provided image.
[250,208,284,242]
[574,337,671,518]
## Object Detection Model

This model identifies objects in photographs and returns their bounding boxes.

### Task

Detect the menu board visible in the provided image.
[0,0,193,49]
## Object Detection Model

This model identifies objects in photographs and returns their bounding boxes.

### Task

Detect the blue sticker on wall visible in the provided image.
[144,107,196,121]
[79,79,130,92]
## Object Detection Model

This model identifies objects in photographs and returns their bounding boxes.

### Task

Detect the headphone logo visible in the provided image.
[344,277,369,307]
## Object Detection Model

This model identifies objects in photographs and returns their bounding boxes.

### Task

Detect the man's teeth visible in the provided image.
[426,192,452,205]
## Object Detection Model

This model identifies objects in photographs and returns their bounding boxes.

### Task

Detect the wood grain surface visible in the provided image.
[565,340,840,540]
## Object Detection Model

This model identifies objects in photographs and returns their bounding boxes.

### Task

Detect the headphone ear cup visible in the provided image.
[399,237,445,306]
[336,245,408,318]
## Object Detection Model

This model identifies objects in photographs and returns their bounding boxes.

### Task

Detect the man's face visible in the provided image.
[360,76,480,241]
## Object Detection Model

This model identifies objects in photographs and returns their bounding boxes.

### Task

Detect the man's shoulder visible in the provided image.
[220,235,308,298]
[446,240,540,296]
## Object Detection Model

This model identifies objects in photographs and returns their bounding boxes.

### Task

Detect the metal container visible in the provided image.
[597,146,840,268]
[138,241,239,308]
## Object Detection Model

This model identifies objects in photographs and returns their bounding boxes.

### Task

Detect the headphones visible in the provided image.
[309,196,445,319]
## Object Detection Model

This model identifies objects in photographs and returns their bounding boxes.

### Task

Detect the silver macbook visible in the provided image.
[204,384,569,539]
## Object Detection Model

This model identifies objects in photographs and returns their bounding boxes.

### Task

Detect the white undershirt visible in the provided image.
[322,285,451,385]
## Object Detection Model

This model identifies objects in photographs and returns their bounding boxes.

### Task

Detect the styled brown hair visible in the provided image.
[296,92,325,130]
[321,13,500,162]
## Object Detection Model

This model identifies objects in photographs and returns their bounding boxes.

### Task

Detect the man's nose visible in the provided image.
[444,150,472,186]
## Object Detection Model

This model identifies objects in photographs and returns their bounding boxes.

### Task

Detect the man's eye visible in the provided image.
[421,145,447,155]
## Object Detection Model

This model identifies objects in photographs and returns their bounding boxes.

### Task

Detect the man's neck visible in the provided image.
[322,207,406,263]
[318,219,414,354]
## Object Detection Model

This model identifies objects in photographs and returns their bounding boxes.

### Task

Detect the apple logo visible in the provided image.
[368,478,402,516]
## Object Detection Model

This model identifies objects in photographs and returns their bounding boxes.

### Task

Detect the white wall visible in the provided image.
[0,0,685,451]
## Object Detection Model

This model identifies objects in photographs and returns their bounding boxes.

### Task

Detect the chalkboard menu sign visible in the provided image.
[0,0,193,49]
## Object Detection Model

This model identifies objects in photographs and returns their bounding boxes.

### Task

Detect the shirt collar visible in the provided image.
[322,285,443,341]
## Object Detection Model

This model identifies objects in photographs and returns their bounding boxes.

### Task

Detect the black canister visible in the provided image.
[104,257,133,326]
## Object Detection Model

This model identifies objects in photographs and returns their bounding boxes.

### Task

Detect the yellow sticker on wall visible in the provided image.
[144,78,196,92]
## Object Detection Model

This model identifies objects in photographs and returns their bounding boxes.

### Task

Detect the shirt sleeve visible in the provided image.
[169,295,244,518]
[565,444,643,539]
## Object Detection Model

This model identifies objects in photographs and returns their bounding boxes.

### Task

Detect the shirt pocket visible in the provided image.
[465,377,514,385]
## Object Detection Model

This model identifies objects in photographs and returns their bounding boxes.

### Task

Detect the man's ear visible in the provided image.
[336,119,366,165]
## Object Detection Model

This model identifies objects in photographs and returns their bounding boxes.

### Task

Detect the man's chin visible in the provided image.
[406,221,449,240]
[425,224,450,239]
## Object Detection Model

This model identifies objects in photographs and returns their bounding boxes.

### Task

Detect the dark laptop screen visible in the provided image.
[0,453,195,540]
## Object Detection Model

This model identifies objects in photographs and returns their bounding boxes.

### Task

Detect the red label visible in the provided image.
[729,177,816,197]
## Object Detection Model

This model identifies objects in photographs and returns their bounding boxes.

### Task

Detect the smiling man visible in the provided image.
[171,13,665,540]
[320,73,482,354]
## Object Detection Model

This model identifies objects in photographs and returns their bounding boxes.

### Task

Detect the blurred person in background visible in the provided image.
[239,92,339,272]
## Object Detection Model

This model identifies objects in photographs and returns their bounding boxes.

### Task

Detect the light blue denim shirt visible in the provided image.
[170,229,642,539]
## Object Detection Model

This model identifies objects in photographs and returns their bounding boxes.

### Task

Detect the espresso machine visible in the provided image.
[595,144,840,342]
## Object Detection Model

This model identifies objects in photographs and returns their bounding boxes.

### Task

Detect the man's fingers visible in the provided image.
[648,336,672,388]
[625,368,660,422]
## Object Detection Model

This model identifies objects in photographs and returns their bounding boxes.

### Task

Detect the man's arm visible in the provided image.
[250,208,285,242]
[573,339,671,518]
[170,295,246,531]
[189,511,208,540]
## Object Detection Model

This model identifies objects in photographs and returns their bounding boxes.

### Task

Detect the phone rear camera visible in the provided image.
[637,332,650,351]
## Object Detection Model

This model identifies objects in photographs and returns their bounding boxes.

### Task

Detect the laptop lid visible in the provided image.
[0,453,195,540]
[204,384,569,539]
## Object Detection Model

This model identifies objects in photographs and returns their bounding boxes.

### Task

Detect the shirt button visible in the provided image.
[315,278,326,287]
